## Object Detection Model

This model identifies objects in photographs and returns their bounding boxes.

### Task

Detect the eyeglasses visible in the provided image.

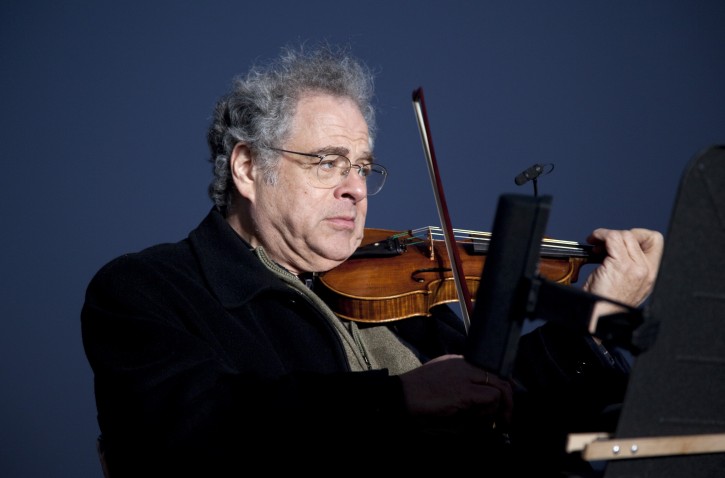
[267,147,388,196]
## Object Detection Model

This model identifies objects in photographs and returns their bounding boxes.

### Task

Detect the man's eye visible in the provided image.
[357,164,373,177]
[318,159,337,171]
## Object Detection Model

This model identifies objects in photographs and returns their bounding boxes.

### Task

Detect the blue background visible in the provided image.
[2,1,724,476]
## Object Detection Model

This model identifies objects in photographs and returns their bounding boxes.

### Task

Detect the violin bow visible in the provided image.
[412,87,474,332]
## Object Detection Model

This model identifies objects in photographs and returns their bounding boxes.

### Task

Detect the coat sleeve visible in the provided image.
[81,254,409,476]
[391,305,631,474]
[391,305,631,430]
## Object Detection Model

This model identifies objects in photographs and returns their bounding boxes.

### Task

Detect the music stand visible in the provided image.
[572,145,725,476]
[463,193,552,376]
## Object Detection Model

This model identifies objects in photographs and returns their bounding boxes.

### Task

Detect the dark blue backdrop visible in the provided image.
[2,1,724,476]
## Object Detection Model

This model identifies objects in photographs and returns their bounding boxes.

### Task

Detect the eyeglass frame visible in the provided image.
[265,147,388,196]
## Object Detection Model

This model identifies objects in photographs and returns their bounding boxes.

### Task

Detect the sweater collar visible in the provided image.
[188,208,288,308]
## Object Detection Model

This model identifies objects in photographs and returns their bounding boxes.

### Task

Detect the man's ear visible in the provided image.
[230,142,256,201]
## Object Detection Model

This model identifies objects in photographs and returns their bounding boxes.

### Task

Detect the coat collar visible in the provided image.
[188,208,286,308]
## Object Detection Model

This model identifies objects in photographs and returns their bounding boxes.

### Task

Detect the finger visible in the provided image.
[470,376,513,416]
[463,383,503,409]
[469,368,510,394]
[618,229,650,263]
[468,382,513,426]
[590,230,648,280]
[591,228,663,261]
[630,228,665,266]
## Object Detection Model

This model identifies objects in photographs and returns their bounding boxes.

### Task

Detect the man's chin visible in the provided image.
[312,248,355,273]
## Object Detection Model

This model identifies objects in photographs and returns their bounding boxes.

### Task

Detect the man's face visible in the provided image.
[252,93,371,274]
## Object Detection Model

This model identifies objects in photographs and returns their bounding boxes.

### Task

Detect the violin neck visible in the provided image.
[403,226,602,262]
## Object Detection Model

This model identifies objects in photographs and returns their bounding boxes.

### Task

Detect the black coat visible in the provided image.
[82,208,629,476]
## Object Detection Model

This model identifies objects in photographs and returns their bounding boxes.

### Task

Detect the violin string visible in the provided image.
[400,226,592,258]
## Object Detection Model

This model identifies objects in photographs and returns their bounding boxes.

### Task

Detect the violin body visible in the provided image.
[317,227,595,323]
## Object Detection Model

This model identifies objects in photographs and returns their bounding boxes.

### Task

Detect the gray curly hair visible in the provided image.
[206,43,377,211]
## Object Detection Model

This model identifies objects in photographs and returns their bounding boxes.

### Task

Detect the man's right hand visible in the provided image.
[398,354,513,427]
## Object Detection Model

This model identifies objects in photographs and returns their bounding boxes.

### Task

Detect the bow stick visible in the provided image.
[412,87,474,331]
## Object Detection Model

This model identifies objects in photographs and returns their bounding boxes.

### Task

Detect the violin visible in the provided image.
[318,87,604,327]
[316,226,602,323]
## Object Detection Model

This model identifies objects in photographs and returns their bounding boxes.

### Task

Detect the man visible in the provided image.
[82,44,663,476]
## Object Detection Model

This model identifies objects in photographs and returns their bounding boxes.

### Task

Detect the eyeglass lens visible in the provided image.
[316,155,386,195]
